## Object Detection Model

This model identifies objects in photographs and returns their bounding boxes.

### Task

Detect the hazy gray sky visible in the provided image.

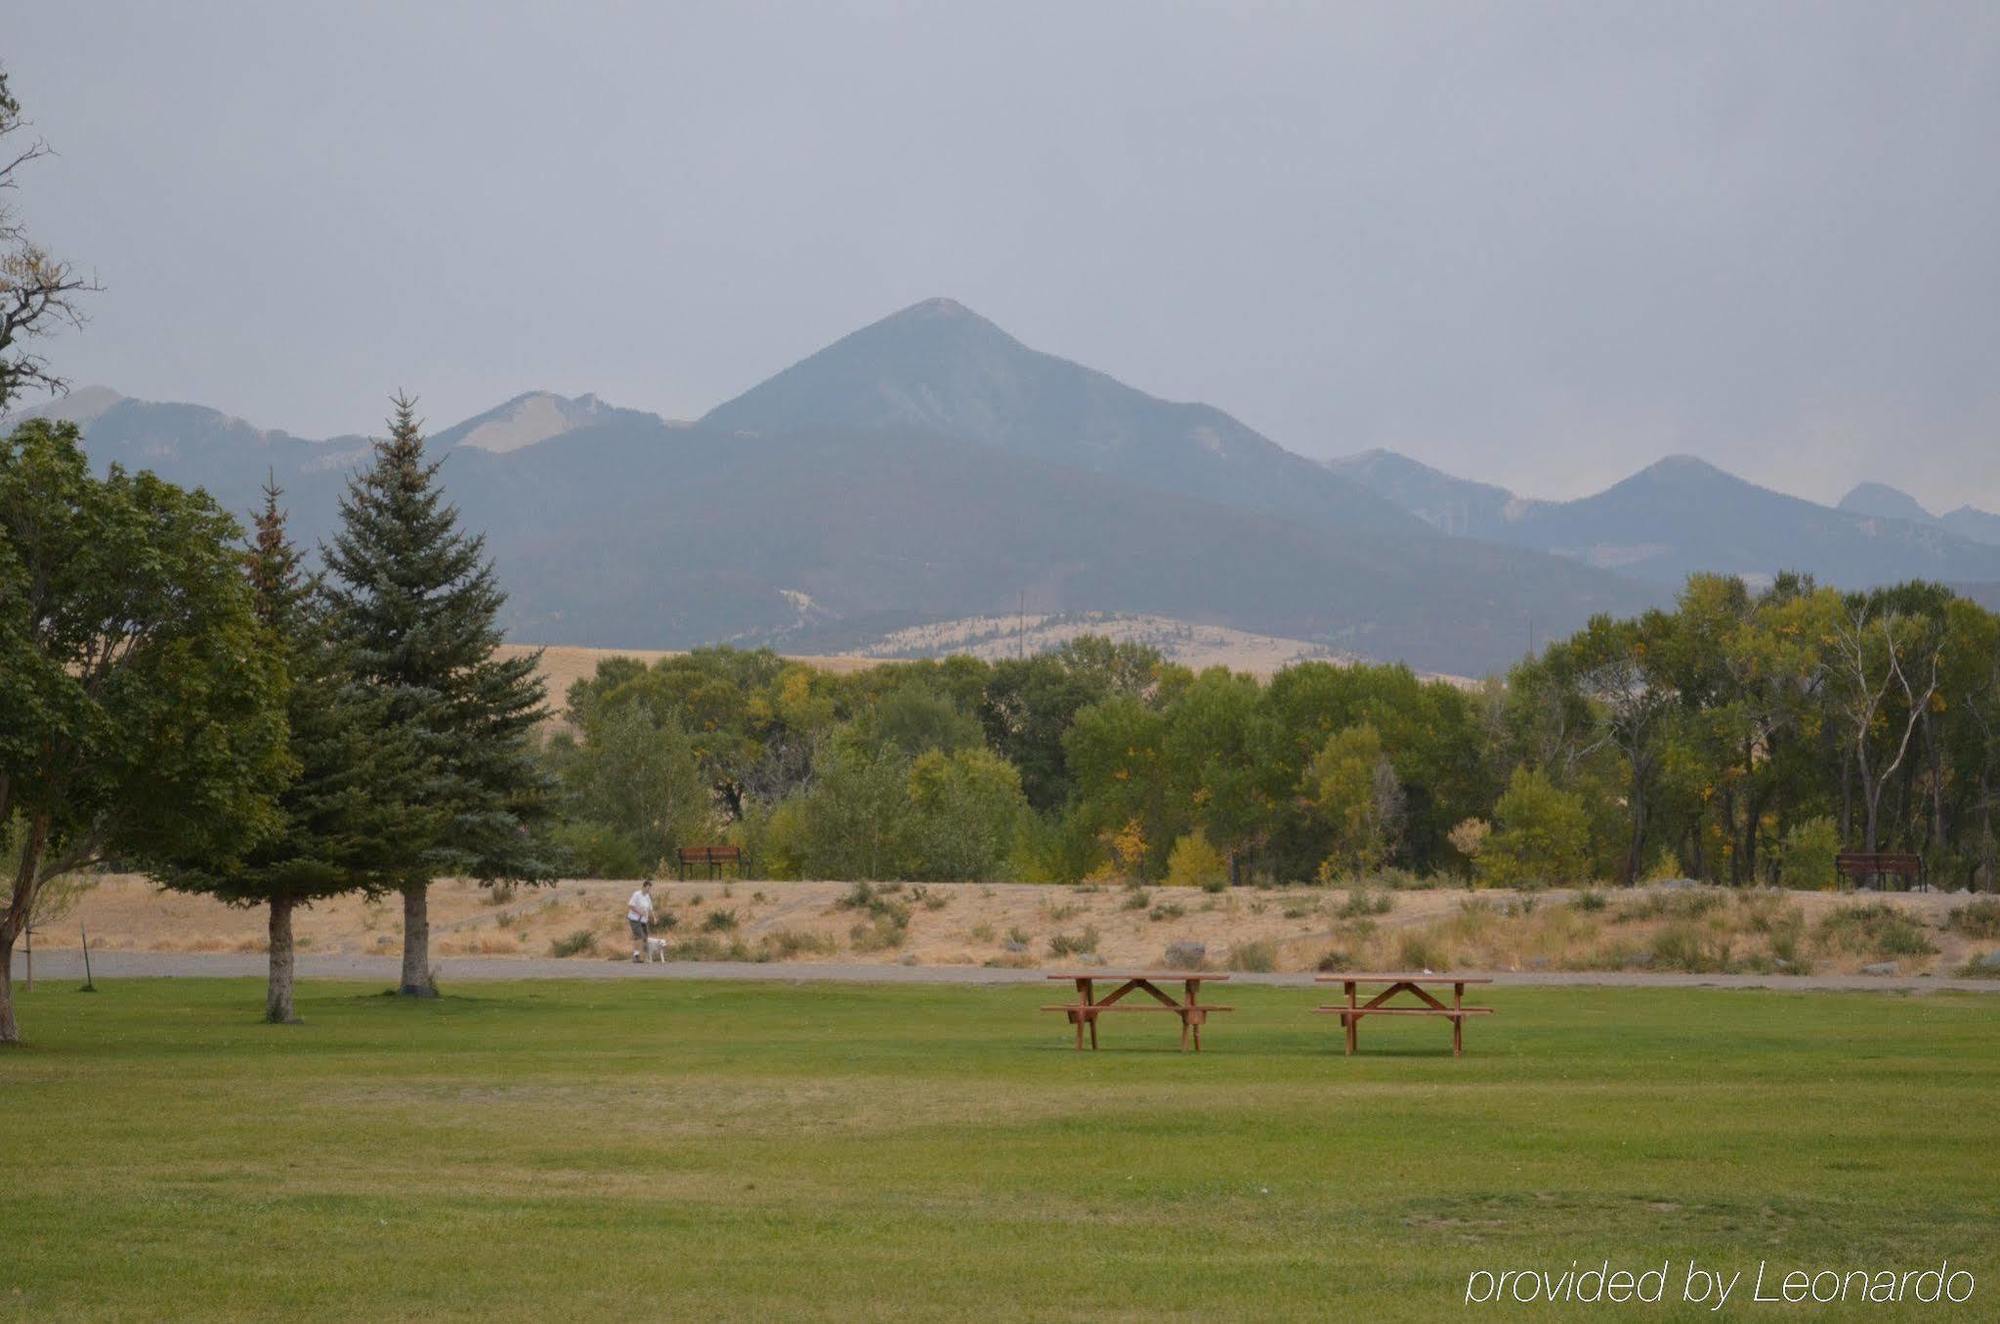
[10,2,2000,508]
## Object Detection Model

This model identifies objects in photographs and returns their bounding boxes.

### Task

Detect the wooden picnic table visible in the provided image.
[1042,971,1233,1052]
[1314,973,1494,1057]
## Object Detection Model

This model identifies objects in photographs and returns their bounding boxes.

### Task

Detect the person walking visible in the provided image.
[627,881,656,962]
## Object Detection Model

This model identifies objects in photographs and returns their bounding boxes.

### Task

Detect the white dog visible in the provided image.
[644,935,670,963]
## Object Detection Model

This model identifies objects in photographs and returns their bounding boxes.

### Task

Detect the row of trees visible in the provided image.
[2,403,556,1041]
[1,68,558,1043]
[551,575,2000,895]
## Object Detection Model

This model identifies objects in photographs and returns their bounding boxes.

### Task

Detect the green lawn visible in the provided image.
[3,978,1995,1321]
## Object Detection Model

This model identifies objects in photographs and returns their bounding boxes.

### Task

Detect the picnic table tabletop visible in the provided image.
[1314,972,1491,982]
[1045,971,1230,981]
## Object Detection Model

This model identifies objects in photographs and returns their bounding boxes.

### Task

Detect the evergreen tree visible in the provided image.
[159,480,435,1022]
[325,396,558,996]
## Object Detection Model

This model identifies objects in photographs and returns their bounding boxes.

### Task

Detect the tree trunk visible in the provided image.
[0,927,18,1046]
[0,813,49,1046]
[1622,779,1645,886]
[398,881,435,997]
[1979,770,1996,893]
[1840,750,1855,846]
[266,895,298,1023]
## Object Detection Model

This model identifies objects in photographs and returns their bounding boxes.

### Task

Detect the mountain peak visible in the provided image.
[1838,481,1933,523]
[5,384,127,427]
[438,391,646,454]
[1642,453,1729,479]
[699,299,1422,537]
[891,296,980,321]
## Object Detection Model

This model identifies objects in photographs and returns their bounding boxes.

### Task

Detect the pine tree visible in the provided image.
[325,396,558,996]
[159,478,434,1022]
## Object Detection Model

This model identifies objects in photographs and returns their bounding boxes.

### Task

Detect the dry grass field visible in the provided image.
[42,875,2000,979]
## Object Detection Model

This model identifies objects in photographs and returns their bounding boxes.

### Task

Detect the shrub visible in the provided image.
[662,935,763,962]
[1162,941,1207,970]
[1947,898,2000,940]
[1651,922,1730,972]
[549,929,597,958]
[1476,767,1591,888]
[1120,886,1151,911]
[836,881,912,928]
[763,928,839,959]
[1315,949,1355,973]
[1395,932,1448,971]
[1045,901,1084,922]
[1779,816,1842,891]
[1447,817,1491,868]
[1047,927,1100,957]
[849,913,910,952]
[1165,829,1228,891]
[1335,887,1392,919]
[1815,904,1937,958]
[1767,921,1812,973]
[483,880,519,906]
[1643,847,1684,883]
[1572,889,1607,913]
[1006,925,1032,947]
[1148,901,1186,922]
[1226,940,1277,972]
[700,908,738,933]
[969,922,996,944]
[1616,887,1724,923]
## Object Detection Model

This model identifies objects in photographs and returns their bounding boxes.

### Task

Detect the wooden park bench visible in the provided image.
[1835,851,1926,892]
[1314,973,1494,1057]
[676,844,743,880]
[1042,972,1233,1052]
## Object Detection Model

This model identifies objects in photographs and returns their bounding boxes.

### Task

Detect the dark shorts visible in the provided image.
[629,918,649,941]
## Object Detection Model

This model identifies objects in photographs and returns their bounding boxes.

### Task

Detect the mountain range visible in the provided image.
[1328,449,2000,588]
[12,298,1999,676]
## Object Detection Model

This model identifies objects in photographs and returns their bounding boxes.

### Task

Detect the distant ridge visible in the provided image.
[1339,450,2000,587]
[1324,448,1539,538]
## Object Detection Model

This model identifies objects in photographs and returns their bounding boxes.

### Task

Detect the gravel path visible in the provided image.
[12,949,1999,994]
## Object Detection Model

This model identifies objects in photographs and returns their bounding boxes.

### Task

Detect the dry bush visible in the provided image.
[763,928,839,959]
[1047,927,1100,958]
[1226,940,1276,972]
[1947,898,2000,941]
[1815,905,1936,959]
[549,929,597,958]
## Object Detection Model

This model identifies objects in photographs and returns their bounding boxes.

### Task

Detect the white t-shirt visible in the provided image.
[628,889,655,923]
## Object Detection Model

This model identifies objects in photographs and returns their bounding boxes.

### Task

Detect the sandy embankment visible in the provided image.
[34,875,1999,979]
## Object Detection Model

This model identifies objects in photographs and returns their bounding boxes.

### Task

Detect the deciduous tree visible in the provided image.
[1,421,288,1043]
